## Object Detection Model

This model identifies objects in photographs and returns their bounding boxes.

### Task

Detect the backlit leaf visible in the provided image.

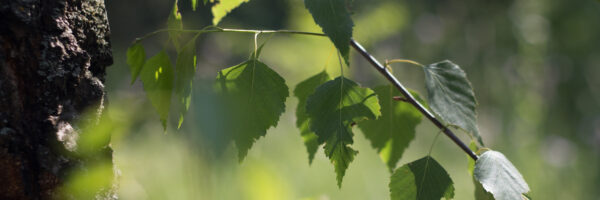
[174,37,198,129]
[304,0,354,65]
[423,60,482,144]
[214,59,289,161]
[390,156,455,200]
[127,42,145,84]
[211,0,250,25]
[358,85,423,172]
[192,0,198,11]
[474,150,530,200]
[140,51,174,130]
[306,77,381,187]
[168,0,183,50]
[294,71,331,164]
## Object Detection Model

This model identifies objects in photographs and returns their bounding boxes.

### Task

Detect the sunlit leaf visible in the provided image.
[294,71,331,164]
[423,60,482,144]
[390,156,455,200]
[306,77,380,187]
[168,0,183,50]
[174,37,198,129]
[358,85,423,172]
[468,141,495,200]
[474,150,530,200]
[126,42,145,84]
[191,0,198,11]
[304,0,354,65]
[140,51,174,130]
[211,0,250,25]
[214,59,289,161]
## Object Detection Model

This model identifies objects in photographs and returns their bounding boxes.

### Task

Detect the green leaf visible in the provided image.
[294,71,331,164]
[358,85,423,172]
[191,0,198,11]
[140,51,175,130]
[423,60,482,144]
[211,0,250,25]
[468,140,478,176]
[304,0,354,65]
[127,42,145,84]
[474,150,530,200]
[168,0,183,50]
[474,178,495,200]
[306,77,381,187]
[467,141,495,200]
[174,37,198,129]
[214,59,289,161]
[390,156,455,200]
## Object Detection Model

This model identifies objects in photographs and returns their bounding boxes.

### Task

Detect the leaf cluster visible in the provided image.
[125,0,531,199]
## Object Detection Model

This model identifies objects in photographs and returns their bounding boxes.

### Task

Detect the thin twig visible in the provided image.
[350,39,479,160]
[392,96,409,102]
[133,27,326,43]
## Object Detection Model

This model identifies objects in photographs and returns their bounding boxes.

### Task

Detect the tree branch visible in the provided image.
[134,27,479,160]
[350,39,479,160]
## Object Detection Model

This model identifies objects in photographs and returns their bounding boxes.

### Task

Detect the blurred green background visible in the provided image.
[92,0,600,199]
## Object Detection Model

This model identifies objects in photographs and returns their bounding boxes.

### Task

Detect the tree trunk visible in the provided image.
[0,0,113,199]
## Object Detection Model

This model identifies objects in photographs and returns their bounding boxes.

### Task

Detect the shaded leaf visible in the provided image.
[304,0,354,65]
[423,60,482,144]
[174,37,198,129]
[474,150,530,200]
[358,85,423,172]
[214,59,289,161]
[474,178,495,200]
[211,0,250,25]
[168,0,183,50]
[192,81,231,156]
[127,42,145,84]
[294,71,331,164]
[306,77,380,187]
[390,156,455,200]
[140,51,174,130]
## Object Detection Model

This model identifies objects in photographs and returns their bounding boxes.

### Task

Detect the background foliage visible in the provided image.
[95,0,600,199]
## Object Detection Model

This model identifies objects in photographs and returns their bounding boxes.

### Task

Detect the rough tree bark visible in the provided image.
[0,0,113,199]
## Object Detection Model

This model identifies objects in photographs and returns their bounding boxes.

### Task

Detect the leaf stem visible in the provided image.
[350,39,479,160]
[386,59,425,68]
[427,131,442,156]
[133,27,326,43]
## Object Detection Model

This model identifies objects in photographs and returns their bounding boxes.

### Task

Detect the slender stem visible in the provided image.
[134,27,326,43]
[427,131,442,156]
[386,59,425,68]
[350,39,479,160]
